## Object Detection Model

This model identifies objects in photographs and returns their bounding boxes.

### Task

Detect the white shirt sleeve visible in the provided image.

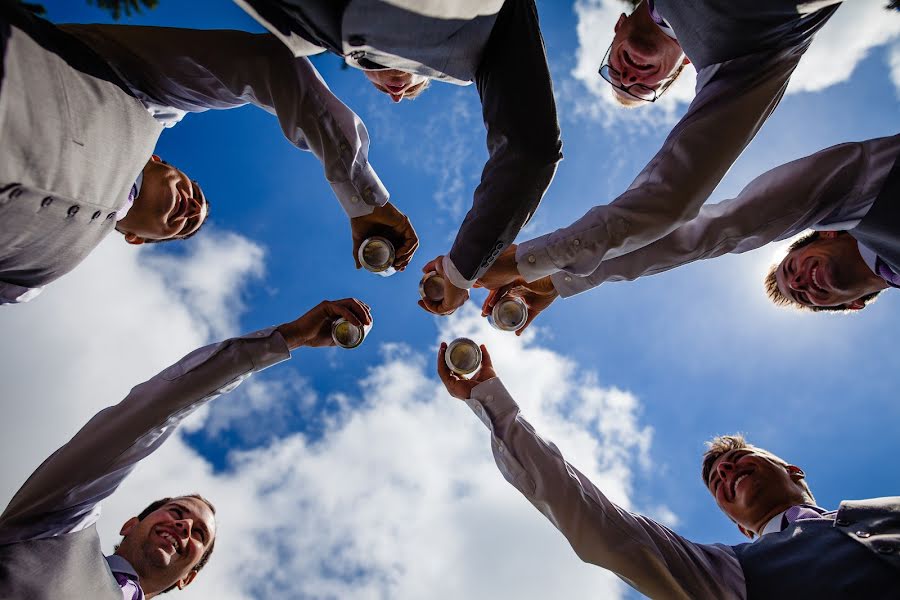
[551,135,900,297]
[0,328,291,544]
[466,377,745,600]
[516,41,814,283]
[61,25,388,219]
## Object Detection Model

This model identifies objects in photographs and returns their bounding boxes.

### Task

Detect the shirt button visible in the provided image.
[340,142,349,153]
[564,276,572,282]
[573,239,580,246]
[527,255,536,264]
[347,35,365,47]
[855,531,871,538]
[351,195,360,204]
[485,395,493,402]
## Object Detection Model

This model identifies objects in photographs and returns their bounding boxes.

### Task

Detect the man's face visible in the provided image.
[363,69,429,103]
[775,232,874,309]
[608,11,685,91]
[117,156,209,244]
[118,497,216,590]
[706,449,804,534]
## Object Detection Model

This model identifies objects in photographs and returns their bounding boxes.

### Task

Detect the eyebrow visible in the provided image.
[170,502,211,541]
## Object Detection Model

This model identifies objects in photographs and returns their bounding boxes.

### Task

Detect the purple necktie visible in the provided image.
[113,572,142,600]
[876,259,900,288]
[781,505,824,531]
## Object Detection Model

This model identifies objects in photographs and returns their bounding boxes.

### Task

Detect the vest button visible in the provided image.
[347,35,365,47]
[67,205,80,217]
[41,196,53,208]
[91,210,102,220]
[107,212,117,220]
[875,544,896,554]
[855,531,871,538]
[834,519,849,527]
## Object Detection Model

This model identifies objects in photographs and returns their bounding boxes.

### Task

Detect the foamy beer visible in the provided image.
[419,271,445,303]
[331,318,371,349]
[358,236,396,276]
[445,338,482,376]
[488,296,528,332]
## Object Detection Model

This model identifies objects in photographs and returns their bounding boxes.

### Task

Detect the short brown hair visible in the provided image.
[764,231,882,312]
[136,494,217,594]
[701,434,814,503]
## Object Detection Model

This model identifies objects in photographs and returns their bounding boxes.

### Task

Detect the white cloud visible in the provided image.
[0,231,662,600]
[567,0,900,126]
[889,40,900,97]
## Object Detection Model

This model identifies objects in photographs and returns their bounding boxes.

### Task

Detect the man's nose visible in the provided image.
[620,67,638,83]
[717,461,734,477]
[789,270,807,291]
[174,518,193,537]
[186,196,203,218]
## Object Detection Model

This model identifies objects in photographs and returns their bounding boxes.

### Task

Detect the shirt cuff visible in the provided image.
[515,234,561,282]
[549,270,593,298]
[237,326,293,372]
[465,377,519,427]
[443,255,477,290]
[333,166,389,219]
[0,283,43,304]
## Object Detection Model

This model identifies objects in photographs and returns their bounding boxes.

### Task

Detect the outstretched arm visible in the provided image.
[61,25,387,220]
[438,345,744,600]
[514,41,813,284]
[0,299,371,544]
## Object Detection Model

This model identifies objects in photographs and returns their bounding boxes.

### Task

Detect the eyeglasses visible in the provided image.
[597,41,680,103]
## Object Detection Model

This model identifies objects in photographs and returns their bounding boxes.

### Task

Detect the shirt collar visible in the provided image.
[116,172,143,222]
[858,241,880,276]
[105,554,140,580]
[757,504,828,539]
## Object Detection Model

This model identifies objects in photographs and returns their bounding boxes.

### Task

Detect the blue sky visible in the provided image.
[2,2,899,599]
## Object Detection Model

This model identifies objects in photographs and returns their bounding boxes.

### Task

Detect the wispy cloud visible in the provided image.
[0,232,664,600]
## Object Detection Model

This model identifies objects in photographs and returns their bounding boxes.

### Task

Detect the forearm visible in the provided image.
[517,44,808,283]
[62,25,387,218]
[0,328,290,542]
[446,0,561,287]
[467,378,743,599]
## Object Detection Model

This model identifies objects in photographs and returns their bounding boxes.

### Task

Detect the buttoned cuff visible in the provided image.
[0,282,43,304]
[549,270,594,298]
[515,234,561,282]
[443,255,477,290]
[332,166,389,219]
[465,377,519,428]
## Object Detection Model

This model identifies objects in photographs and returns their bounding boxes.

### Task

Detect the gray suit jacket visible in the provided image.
[0,4,162,299]
[0,327,291,599]
[852,152,900,273]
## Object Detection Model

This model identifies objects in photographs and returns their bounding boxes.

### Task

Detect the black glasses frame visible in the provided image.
[597,41,681,103]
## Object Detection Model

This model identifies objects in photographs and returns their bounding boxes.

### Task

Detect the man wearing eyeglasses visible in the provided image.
[475,0,843,302]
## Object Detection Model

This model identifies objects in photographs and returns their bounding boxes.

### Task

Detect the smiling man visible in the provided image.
[0,298,372,599]
[438,344,900,599]
[476,0,846,306]
[480,134,900,330]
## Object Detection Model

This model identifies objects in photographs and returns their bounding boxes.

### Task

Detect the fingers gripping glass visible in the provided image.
[598,42,679,103]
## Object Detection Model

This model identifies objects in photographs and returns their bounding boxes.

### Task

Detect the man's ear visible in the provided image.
[846,299,865,311]
[176,570,198,590]
[119,516,140,537]
[151,154,162,163]
[615,13,626,32]
[123,232,145,245]
[737,523,755,540]
[787,465,805,481]
[819,230,839,239]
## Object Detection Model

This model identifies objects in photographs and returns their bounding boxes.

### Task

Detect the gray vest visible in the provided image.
[851,154,900,273]
[0,526,122,599]
[732,497,900,600]
[0,5,163,289]
[653,0,839,70]
[241,0,503,84]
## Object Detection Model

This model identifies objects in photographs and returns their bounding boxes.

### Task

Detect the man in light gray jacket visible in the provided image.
[437,343,900,599]
[0,298,372,599]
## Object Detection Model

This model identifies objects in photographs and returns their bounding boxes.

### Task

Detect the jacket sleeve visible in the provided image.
[465,377,745,600]
[552,137,889,297]
[443,0,563,288]
[516,41,813,283]
[0,328,291,543]
[61,24,387,218]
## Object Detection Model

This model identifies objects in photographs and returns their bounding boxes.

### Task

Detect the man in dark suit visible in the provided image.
[235,0,563,316]
[437,343,900,599]
[0,298,372,599]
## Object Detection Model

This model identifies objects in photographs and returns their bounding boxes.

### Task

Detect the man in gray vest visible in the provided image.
[0,2,412,303]
[0,297,372,599]
[437,344,900,599]
[475,0,844,308]
[479,133,900,329]
[234,0,563,316]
